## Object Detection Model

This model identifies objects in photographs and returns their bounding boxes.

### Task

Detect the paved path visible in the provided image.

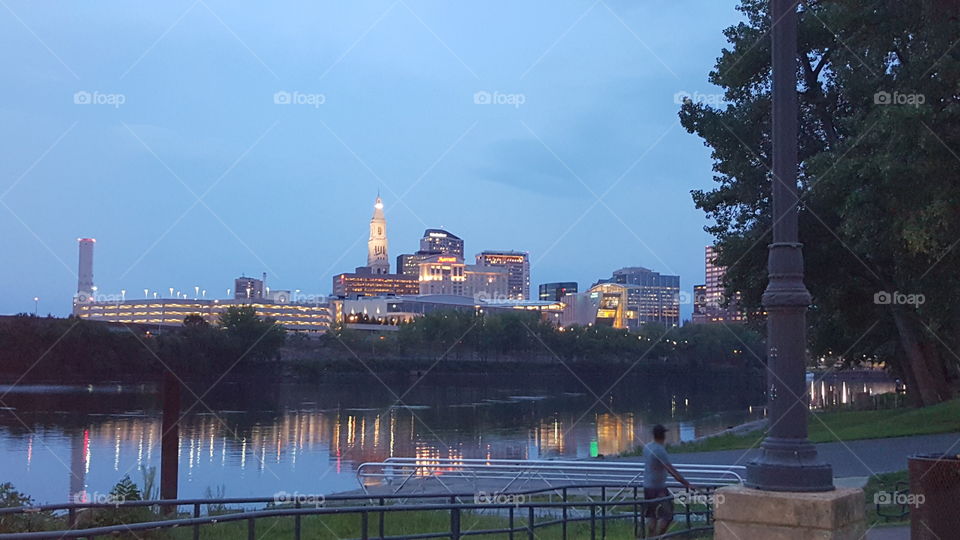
[621,432,960,478]
[866,526,909,539]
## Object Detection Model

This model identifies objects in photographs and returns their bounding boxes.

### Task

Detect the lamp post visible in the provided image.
[745,0,832,492]
[33,297,38,317]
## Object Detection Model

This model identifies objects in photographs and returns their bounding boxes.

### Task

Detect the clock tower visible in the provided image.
[367,195,390,274]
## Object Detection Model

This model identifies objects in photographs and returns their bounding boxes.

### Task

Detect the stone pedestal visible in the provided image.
[714,486,866,540]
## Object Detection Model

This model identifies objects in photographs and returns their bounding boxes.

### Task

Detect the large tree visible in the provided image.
[683,0,960,405]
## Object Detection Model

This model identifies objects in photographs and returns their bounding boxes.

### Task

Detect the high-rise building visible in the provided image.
[698,246,745,323]
[417,254,508,299]
[539,282,578,302]
[235,276,264,300]
[475,251,530,300]
[367,196,389,274]
[420,229,463,258]
[692,284,707,323]
[76,238,95,303]
[596,267,680,327]
[397,229,464,277]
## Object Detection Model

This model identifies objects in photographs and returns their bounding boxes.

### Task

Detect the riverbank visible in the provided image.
[663,398,960,454]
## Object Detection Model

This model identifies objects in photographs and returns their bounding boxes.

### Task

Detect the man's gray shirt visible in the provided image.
[643,442,671,489]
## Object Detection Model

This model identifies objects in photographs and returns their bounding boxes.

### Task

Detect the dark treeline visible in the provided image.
[0,307,284,382]
[328,310,764,370]
[0,310,762,382]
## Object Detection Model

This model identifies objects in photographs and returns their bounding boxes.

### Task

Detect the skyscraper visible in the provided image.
[476,251,530,300]
[367,196,389,274]
[420,229,463,258]
[539,282,578,302]
[76,238,95,303]
[596,266,680,327]
[698,246,745,323]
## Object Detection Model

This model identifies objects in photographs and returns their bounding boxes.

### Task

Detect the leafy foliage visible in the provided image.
[682,0,960,404]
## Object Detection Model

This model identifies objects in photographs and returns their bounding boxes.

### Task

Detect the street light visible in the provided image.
[121,289,126,301]
[194,286,199,299]
[144,288,149,299]
[745,0,833,492]
[33,297,38,317]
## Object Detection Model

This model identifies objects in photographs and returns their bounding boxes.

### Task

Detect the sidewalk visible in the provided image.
[866,526,909,539]
[621,432,960,477]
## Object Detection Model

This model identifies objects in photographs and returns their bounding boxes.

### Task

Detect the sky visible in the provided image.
[0,0,744,320]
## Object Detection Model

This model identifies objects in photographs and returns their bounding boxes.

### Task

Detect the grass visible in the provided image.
[862,470,910,527]
[161,509,709,540]
[661,398,960,454]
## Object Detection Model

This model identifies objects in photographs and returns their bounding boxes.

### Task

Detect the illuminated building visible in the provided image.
[692,284,708,323]
[475,251,530,300]
[698,246,746,323]
[539,282,577,302]
[235,275,264,300]
[367,196,390,274]
[331,294,564,328]
[332,268,420,298]
[397,251,439,277]
[75,238,95,303]
[419,229,463,258]
[73,299,330,332]
[595,267,680,327]
[417,255,508,299]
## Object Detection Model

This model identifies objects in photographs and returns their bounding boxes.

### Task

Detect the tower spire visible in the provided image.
[368,194,389,274]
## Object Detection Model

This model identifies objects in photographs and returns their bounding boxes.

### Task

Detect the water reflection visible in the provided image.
[0,372,889,503]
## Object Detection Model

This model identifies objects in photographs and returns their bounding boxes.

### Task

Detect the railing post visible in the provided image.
[527,504,535,540]
[590,505,596,540]
[450,507,461,540]
[361,511,369,540]
[685,487,691,530]
[379,497,385,539]
[601,486,606,540]
[632,485,639,538]
[247,517,255,540]
[68,507,77,528]
[295,513,302,540]
[561,488,568,540]
[509,506,515,540]
[193,503,201,540]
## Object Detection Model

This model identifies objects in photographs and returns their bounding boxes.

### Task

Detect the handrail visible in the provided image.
[0,485,716,540]
[355,457,746,495]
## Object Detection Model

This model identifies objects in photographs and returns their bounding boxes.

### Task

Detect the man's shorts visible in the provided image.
[643,487,674,520]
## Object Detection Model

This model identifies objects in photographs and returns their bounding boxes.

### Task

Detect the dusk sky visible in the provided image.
[0,0,744,319]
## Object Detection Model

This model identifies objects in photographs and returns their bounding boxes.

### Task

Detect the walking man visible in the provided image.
[643,424,694,537]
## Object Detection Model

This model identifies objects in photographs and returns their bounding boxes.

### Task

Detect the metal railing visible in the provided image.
[356,457,746,495]
[0,484,719,540]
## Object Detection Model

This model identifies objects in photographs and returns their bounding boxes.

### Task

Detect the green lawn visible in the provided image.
[664,399,960,454]
[862,470,910,527]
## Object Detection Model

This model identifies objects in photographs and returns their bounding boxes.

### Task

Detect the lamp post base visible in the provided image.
[746,437,835,492]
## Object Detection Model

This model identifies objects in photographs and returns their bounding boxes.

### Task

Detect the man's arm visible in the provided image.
[664,462,694,490]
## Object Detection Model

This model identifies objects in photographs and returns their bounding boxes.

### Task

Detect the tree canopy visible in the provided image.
[682,0,960,404]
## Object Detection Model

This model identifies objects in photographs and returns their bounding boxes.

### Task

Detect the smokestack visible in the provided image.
[77,238,95,301]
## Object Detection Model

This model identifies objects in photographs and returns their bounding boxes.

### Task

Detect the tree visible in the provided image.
[682,0,960,404]
[217,306,286,362]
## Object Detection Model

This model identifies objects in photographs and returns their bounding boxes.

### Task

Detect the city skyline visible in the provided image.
[0,1,746,320]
